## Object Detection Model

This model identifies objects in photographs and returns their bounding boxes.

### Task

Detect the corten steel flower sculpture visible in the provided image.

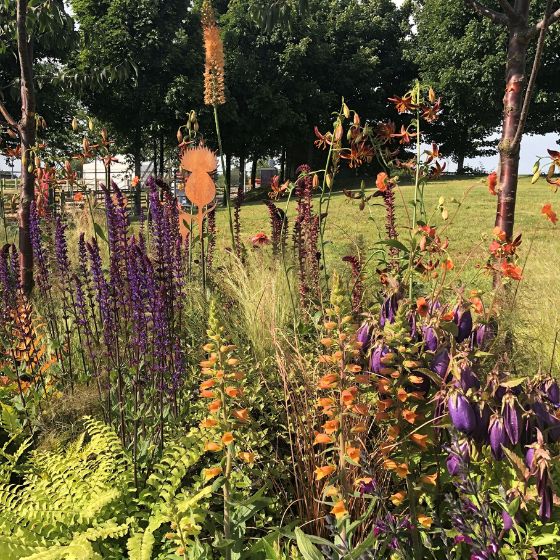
[181,146,218,238]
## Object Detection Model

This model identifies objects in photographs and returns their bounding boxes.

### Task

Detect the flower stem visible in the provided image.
[213,104,236,251]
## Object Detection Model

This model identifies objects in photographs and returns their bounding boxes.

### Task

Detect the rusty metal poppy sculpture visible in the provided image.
[180,146,218,238]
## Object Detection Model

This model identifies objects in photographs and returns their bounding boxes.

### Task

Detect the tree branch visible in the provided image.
[0,99,18,129]
[512,0,553,150]
[497,0,518,20]
[535,6,560,31]
[464,0,509,25]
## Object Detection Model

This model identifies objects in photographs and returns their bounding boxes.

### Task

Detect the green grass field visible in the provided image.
[215,175,560,367]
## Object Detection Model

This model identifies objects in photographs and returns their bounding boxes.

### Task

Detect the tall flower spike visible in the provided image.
[202,0,226,106]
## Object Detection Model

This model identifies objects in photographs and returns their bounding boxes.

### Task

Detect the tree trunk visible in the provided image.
[456,152,466,175]
[280,147,286,182]
[159,132,164,178]
[17,0,36,295]
[495,27,528,239]
[250,157,257,190]
[133,139,142,217]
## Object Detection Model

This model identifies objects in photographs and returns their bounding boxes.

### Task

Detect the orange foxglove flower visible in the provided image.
[330,500,348,519]
[318,397,334,408]
[395,463,409,478]
[355,374,370,384]
[226,358,239,366]
[318,374,339,389]
[200,417,218,429]
[416,297,429,317]
[402,409,418,424]
[500,261,522,280]
[200,389,216,399]
[387,426,400,440]
[208,399,222,413]
[397,388,409,402]
[376,172,388,192]
[315,465,336,481]
[204,441,222,452]
[324,485,339,497]
[233,408,249,422]
[322,419,339,434]
[421,473,438,486]
[200,357,217,368]
[408,375,424,385]
[204,466,223,480]
[314,433,334,445]
[225,386,241,398]
[352,403,369,415]
[324,321,337,330]
[346,446,361,463]
[493,226,506,241]
[410,433,429,449]
[238,451,255,463]
[320,337,334,347]
[221,432,234,445]
[390,490,406,505]
[200,379,216,390]
[341,387,357,406]
[417,514,433,528]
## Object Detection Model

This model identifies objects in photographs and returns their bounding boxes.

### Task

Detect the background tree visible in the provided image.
[460,0,560,238]
[0,0,75,293]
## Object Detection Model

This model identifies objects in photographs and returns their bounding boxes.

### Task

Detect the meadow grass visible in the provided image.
[216,175,560,369]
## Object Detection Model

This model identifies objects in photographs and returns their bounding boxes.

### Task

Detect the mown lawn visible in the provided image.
[216,175,560,365]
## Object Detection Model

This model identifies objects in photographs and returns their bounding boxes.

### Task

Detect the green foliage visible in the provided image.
[0,417,131,559]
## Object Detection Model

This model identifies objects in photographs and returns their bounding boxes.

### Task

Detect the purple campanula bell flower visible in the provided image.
[431,348,450,380]
[453,305,473,343]
[448,391,477,434]
[473,402,491,444]
[356,322,373,353]
[525,447,535,469]
[370,344,389,374]
[380,294,399,327]
[541,378,560,406]
[446,453,461,476]
[538,465,553,520]
[422,326,438,352]
[532,400,560,443]
[489,415,507,459]
[472,321,497,350]
[503,394,521,446]
[408,311,418,340]
[458,362,480,392]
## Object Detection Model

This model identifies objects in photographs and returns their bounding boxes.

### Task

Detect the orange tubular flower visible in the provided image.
[318,374,339,389]
[388,94,417,113]
[416,297,429,317]
[410,433,429,449]
[208,399,222,413]
[346,446,361,463]
[200,379,216,390]
[225,386,242,398]
[204,466,223,480]
[233,408,249,422]
[200,417,219,429]
[315,465,336,481]
[331,500,348,519]
[542,203,558,224]
[238,451,255,463]
[221,432,234,445]
[323,419,340,434]
[488,172,498,195]
[314,433,334,445]
[200,389,216,399]
[205,441,222,452]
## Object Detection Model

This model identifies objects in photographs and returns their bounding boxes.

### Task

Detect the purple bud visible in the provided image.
[356,322,372,353]
[408,311,418,340]
[448,392,477,434]
[502,510,513,531]
[446,454,461,476]
[525,447,535,469]
[542,379,560,406]
[538,466,552,520]
[369,345,389,374]
[380,295,398,327]
[473,321,496,350]
[489,416,507,460]
[453,534,473,545]
[422,326,438,352]
[473,402,491,444]
[503,395,521,446]
[431,349,450,380]
[457,363,480,392]
[453,306,472,343]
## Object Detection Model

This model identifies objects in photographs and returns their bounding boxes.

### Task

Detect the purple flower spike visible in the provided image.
[489,415,507,460]
[356,322,372,353]
[431,349,450,380]
[503,395,520,445]
[422,326,438,352]
[370,344,389,374]
[453,306,473,343]
[448,391,477,434]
